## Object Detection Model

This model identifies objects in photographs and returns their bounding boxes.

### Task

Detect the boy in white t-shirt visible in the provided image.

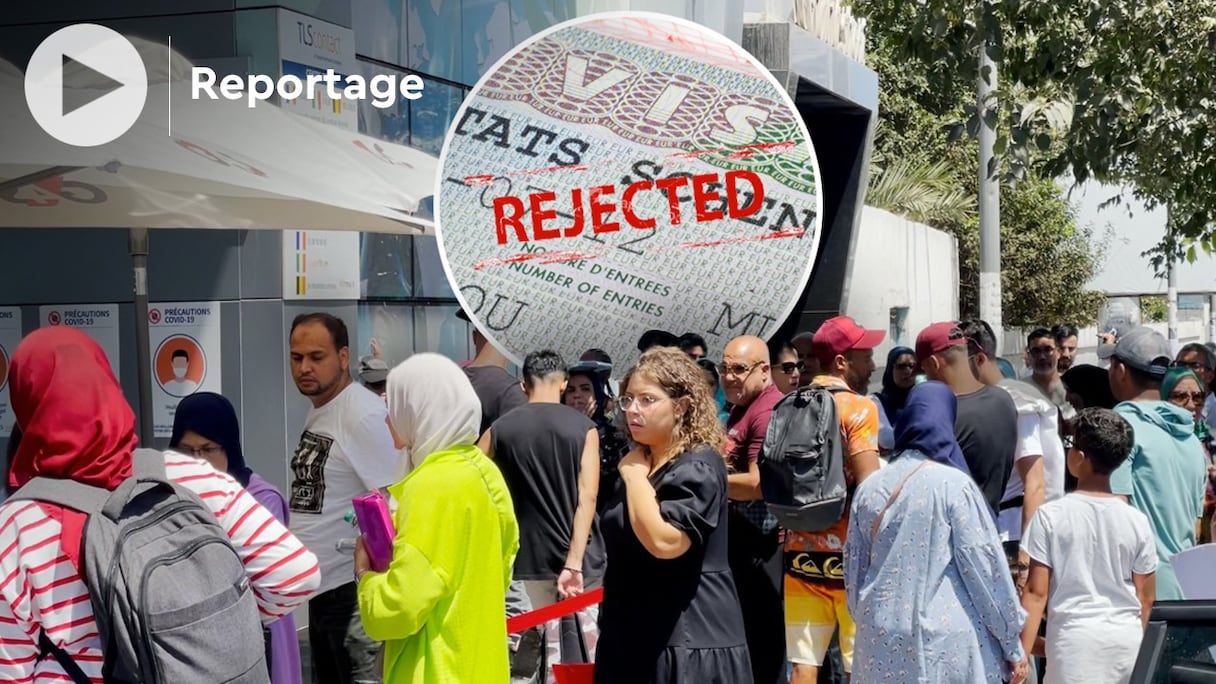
[1019,407,1157,684]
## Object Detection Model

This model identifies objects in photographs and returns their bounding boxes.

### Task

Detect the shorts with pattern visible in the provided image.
[784,576,854,671]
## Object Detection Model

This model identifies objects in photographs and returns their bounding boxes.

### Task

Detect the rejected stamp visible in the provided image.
[434,11,823,375]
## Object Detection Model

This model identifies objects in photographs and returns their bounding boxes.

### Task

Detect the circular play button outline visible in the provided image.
[24,23,148,148]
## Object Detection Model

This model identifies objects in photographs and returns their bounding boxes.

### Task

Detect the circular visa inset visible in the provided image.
[434,11,823,375]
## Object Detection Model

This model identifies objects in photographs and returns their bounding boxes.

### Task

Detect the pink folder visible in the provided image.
[352,491,396,572]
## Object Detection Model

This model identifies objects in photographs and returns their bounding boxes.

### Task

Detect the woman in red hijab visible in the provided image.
[0,327,322,682]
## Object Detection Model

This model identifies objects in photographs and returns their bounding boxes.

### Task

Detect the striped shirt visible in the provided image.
[0,452,322,683]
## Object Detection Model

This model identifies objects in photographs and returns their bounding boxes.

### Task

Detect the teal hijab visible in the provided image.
[1161,367,1211,441]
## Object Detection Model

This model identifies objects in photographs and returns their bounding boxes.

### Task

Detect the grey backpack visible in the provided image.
[757,385,850,532]
[8,449,269,684]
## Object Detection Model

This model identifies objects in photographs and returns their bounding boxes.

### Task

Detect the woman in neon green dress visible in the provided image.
[355,352,521,683]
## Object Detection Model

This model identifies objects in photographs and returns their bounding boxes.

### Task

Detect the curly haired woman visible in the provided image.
[594,347,752,683]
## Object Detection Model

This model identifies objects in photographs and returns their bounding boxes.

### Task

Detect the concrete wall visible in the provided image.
[841,206,960,361]
[999,321,1212,371]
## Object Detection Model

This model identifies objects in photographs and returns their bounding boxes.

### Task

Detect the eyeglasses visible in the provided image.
[718,361,764,378]
[1173,360,1209,371]
[894,362,918,371]
[618,394,670,411]
[1028,346,1057,357]
[778,361,805,375]
[180,444,224,458]
[1169,391,1206,406]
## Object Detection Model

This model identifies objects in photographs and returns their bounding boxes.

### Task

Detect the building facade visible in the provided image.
[0,0,877,493]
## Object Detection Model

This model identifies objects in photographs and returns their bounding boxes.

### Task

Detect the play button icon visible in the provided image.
[25,24,148,148]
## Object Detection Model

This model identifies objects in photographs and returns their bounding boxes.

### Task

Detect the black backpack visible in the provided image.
[758,384,850,532]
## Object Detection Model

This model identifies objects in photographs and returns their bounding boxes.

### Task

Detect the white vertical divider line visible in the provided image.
[167,35,172,135]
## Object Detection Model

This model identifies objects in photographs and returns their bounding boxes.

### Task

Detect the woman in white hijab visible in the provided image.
[354,353,520,683]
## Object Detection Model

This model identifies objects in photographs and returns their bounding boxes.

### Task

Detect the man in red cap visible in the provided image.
[784,315,884,684]
[917,321,1017,516]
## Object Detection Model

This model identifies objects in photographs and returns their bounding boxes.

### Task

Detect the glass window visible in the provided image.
[414,305,473,362]
[353,0,401,62]
[234,9,282,82]
[356,60,411,145]
[404,0,463,83]
[361,233,414,299]
[462,0,513,84]
[412,235,455,298]
[356,302,417,369]
[510,0,574,45]
[241,0,352,28]
[409,77,465,155]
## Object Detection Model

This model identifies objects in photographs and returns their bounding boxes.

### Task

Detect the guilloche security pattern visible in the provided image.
[435,13,824,373]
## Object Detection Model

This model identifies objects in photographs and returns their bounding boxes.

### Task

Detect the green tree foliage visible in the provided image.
[851,0,1216,270]
[863,38,1106,327]
[1140,295,1168,323]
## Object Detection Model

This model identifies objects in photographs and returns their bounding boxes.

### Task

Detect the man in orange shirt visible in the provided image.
[785,316,883,684]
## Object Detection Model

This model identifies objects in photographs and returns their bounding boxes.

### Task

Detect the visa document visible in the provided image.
[436,13,823,373]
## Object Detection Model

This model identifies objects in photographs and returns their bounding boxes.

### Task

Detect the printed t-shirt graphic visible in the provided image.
[291,430,335,514]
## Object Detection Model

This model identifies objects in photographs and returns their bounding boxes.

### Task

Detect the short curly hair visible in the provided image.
[1071,407,1134,475]
[620,347,727,462]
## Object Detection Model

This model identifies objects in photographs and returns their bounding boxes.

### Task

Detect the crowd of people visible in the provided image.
[0,311,1212,684]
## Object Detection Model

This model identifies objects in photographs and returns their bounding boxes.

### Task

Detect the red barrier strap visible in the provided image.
[507,587,604,634]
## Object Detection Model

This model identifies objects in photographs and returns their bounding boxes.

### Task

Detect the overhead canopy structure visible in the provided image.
[0,38,440,442]
[1,50,437,232]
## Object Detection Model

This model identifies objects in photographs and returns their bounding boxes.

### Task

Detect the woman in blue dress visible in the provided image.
[845,381,1029,683]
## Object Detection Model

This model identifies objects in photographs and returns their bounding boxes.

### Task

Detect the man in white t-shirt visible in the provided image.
[288,313,407,684]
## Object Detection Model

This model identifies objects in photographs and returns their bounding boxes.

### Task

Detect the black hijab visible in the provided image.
[877,346,916,421]
[169,392,253,487]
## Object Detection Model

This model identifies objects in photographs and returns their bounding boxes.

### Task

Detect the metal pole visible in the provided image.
[1166,206,1179,356]
[1209,294,1216,343]
[130,228,155,446]
[977,2,1002,344]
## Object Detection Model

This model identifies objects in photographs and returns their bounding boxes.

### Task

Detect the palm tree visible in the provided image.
[866,156,975,227]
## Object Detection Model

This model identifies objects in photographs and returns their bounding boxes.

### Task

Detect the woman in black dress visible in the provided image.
[595,347,752,683]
